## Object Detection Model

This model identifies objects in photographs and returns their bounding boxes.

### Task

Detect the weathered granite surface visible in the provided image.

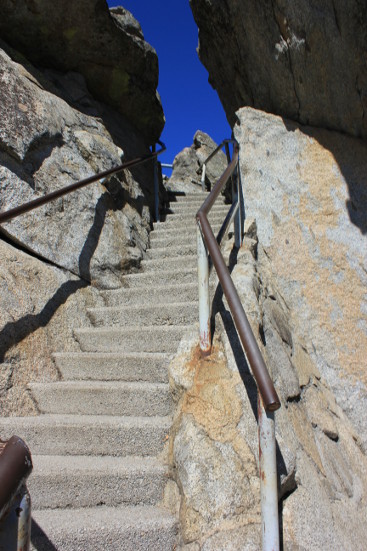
[0,44,154,289]
[190,0,367,139]
[0,239,102,416]
[0,0,164,144]
[168,131,227,192]
[234,107,367,452]
[169,230,367,549]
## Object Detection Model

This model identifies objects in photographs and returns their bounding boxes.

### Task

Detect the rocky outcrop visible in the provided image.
[234,107,367,452]
[0,0,164,144]
[0,43,155,289]
[169,131,227,192]
[190,0,367,140]
[0,238,102,416]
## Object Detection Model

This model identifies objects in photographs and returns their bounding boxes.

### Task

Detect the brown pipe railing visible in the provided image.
[0,436,32,518]
[0,141,166,225]
[196,141,280,412]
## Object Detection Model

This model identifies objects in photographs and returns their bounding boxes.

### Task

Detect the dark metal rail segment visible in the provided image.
[0,436,32,515]
[196,141,280,412]
[0,141,166,225]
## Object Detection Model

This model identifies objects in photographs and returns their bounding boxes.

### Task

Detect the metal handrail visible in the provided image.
[0,436,32,548]
[196,141,280,411]
[0,436,32,517]
[0,141,166,225]
[200,138,234,192]
[195,138,280,551]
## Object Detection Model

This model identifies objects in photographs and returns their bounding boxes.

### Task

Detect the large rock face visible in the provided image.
[0,43,154,289]
[190,0,367,139]
[170,292,367,549]
[0,0,164,144]
[234,107,367,451]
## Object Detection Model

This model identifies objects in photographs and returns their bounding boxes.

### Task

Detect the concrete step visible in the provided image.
[141,255,197,272]
[101,283,199,307]
[146,243,197,259]
[87,301,197,327]
[0,414,170,456]
[74,325,190,353]
[149,222,222,242]
[31,505,177,551]
[29,455,167,509]
[53,351,171,382]
[168,192,208,202]
[164,202,227,215]
[153,210,227,230]
[120,268,197,289]
[29,381,172,417]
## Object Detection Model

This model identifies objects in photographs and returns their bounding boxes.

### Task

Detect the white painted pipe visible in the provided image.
[17,488,31,551]
[234,165,243,248]
[0,486,31,551]
[153,157,160,223]
[201,164,206,191]
[258,393,280,551]
[197,225,211,354]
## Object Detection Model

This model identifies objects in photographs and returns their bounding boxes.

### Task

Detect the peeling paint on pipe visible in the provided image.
[197,225,211,355]
[258,394,280,551]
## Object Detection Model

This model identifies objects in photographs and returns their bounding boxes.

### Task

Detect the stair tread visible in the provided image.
[75,324,193,333]
[122,267,197,277]
[101,282,204,297]
[29,381,169,390]
[88,300,197,314]
[142,254,197,265]
[0,413,171,427]
[31,454,165,473]
[32,504,176,529]
[53,351,171,359]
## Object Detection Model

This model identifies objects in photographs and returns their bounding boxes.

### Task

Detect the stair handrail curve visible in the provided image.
[0,140,166,225]
[196,139,280,411]
[200,138,235,191]
[196,138,280,551]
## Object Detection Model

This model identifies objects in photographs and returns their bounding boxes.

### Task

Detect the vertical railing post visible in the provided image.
[197,224,211,355]
[17,487,31,551]
[201,163,207,191]
[152,144,160,222]
[258,393,280,551]
[234,160,243,247]
[224,141,231,165]
[0,486,31,551]
[225,141,242,247]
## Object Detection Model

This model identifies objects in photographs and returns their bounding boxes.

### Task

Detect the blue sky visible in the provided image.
[106,1,230,166]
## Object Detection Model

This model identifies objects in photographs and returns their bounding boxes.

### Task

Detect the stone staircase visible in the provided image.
[0,191,229,550]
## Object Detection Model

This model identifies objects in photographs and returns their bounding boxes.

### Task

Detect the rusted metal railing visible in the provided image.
[196,139,280,551]
[0,141,166,225]
[0,436,33,550]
